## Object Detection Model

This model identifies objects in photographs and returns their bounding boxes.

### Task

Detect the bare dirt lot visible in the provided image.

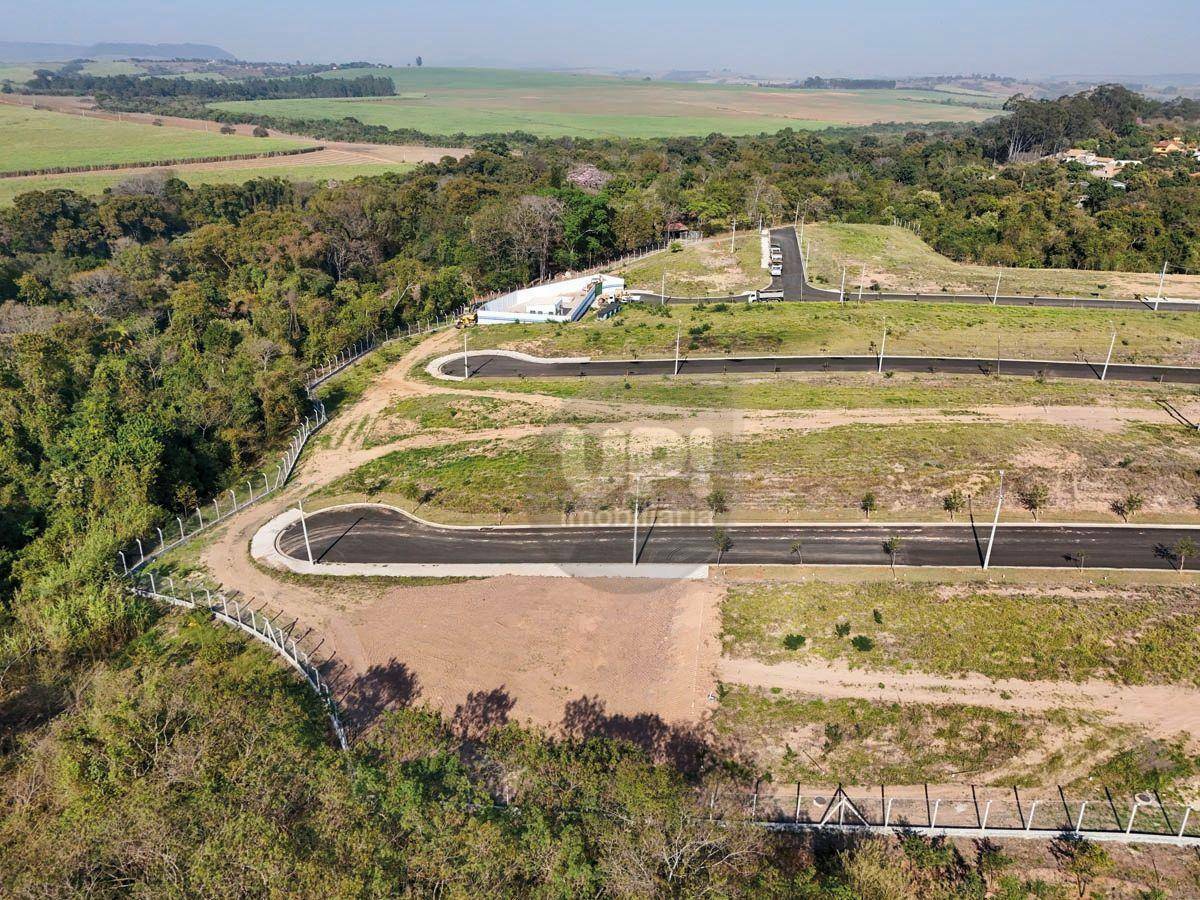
[205,496,722,751]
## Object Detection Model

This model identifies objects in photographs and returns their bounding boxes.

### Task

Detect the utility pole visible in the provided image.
[731,218,736,253]
[463,329,469,380]
[297,500,314,565]
[632,475,641,566]
[839,267,846,305]
[1101,329,1117,381]
[983,471,1004,571]
[674,326,681,375]
[992,272,1002,305]
[1155,260,1167,311]
[661,270,666,306]
[878,324,887,374]
[858,266,866,301]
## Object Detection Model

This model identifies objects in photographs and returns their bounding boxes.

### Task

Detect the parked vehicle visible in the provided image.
[769,263,783,276]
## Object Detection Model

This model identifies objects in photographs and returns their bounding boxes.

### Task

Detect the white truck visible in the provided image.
[770,244,783,263]
[769,262,783,276]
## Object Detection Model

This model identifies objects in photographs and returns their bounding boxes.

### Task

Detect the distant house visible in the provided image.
[665,221,701,242]
[1051,148,1139,180]
[1152,137,1198,155]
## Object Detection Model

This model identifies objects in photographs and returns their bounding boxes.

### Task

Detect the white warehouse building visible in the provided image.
[477,274,625,325]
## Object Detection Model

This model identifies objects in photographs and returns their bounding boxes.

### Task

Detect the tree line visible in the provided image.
[21,70,397,101]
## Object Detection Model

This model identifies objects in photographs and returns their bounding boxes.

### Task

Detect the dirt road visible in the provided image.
[719,656,1200,738]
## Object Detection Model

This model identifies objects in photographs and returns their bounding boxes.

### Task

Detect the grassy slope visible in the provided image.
[466,300,1200,366]
[210,67,1000,139]
[722,580,1200,685]
[319,419,1200,523]
[0,104,311,172]
[441,370,1200,411]
[613,232,766,297]
[807,223,1200,301]
[711,682,1196,793]
[0,161,414,205]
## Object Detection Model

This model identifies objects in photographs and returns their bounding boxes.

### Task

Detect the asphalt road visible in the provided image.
[279,506,1200,572]
[631,226,1199,313]
[447,351,1200,385]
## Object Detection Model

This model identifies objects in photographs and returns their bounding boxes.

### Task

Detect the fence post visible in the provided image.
[119,550,128,575]
[228,489,237,511]
[148,572,156,594]
[177,516,185,540]
[156,526,164,550]
[136,538,144,566]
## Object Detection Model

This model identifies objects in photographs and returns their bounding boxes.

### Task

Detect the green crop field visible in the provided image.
[0,160,415,205]
[209,66,1003,139]
[806,222,1200,300]
[0,104,313,173]
[0,59,146,84]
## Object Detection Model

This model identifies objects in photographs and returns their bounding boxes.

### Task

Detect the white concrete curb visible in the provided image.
[252,504,708,580]
[426,348,592,381]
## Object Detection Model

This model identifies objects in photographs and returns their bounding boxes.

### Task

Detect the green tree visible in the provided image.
[712,528,731,564]
[942,488,966,520]
[1018,483,1050,521]
[883,535,903,576]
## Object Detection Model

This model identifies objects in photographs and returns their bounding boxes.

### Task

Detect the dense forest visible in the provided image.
[1,86,1199,892]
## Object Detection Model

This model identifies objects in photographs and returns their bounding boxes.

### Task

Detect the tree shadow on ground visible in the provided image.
[337,658,422,733]
[451,686,516,742]
[560,694,715,774]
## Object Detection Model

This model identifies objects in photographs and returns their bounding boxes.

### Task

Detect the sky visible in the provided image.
[7,0,1200,79]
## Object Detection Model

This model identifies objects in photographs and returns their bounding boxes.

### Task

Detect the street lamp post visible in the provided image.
[983,471,1005,570]
[1101,330,1117,381]
[297,500,315,565]
[632,475,641,566]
